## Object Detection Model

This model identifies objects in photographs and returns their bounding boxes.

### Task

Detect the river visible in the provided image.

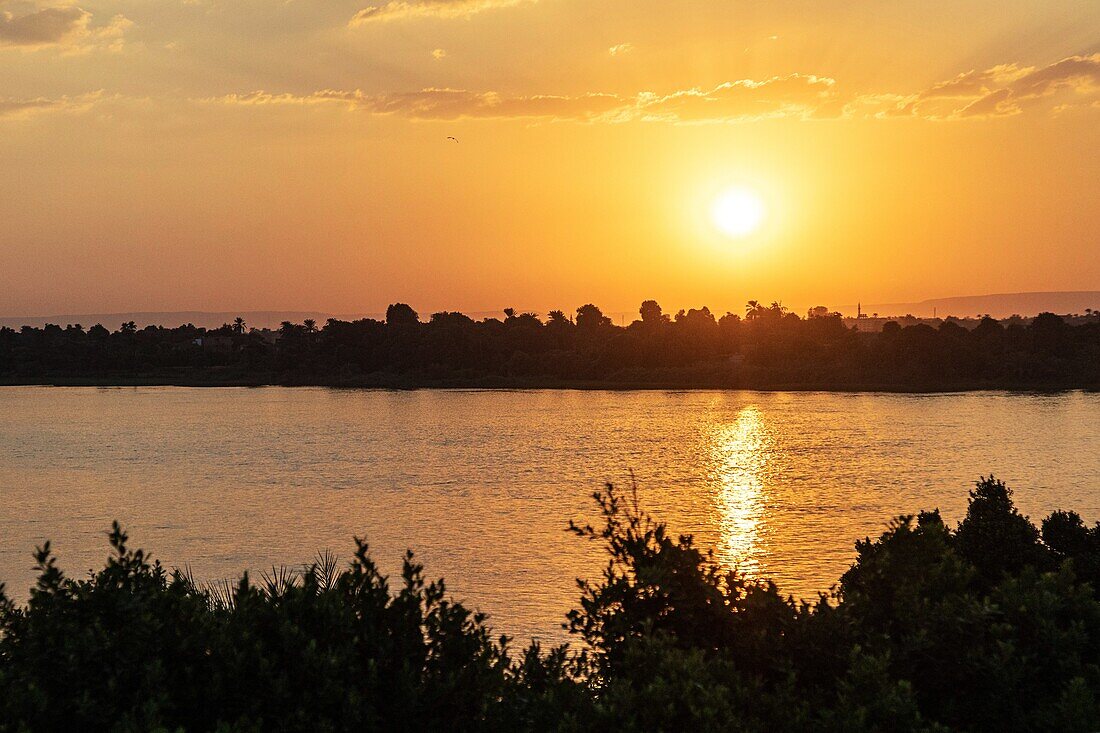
[1,387,1097,642]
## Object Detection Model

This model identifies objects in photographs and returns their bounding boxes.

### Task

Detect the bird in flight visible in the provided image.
[446,136,459,142]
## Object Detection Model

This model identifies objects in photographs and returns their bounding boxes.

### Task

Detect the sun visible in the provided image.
[711,187,766,238]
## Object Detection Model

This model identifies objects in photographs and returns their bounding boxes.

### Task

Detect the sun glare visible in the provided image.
[712,188,766,238]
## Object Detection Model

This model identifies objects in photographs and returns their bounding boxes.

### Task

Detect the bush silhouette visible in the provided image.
[1,478,1099,731]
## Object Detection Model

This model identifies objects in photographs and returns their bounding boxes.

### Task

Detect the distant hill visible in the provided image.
[3,292,1098,330]
[842,291,1100,319]
[0,309,535,330]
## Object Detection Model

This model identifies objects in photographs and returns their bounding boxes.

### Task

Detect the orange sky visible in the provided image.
[1,0,1098,317]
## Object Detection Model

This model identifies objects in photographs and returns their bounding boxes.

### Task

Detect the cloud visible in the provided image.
[0,90,102,119]
[635,74,840,122]
[0,5,88,46]
[208,77,837,123]
[210,88,625,121]
[608,43,633,57]
[207,90,352,108]
[362,89,623,120]
[0,98,58,117]
[0,4,132,51]
[349,0,533,25]
[958,54,1100,118]
[916,64,1028,101]
[955,87,1015,118]
[86,13,132,53]
[877,54,1100,119]
[206,55,1100,125]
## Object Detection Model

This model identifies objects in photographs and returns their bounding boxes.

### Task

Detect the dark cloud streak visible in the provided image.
[0,5,88,46]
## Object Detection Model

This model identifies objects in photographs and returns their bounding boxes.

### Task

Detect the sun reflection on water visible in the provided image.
[709,405,771,577]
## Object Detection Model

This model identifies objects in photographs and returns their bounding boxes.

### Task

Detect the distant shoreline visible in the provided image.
[1,374,1093,393]
[4,290,1099,330]
[5,307,1097,393]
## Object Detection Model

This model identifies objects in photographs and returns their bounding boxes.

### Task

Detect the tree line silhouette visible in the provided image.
[1,477,1098,730]
[1,300,1098,389]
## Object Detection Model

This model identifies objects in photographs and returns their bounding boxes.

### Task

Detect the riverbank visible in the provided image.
[5,311,1097,396]
[1,370,1095,392]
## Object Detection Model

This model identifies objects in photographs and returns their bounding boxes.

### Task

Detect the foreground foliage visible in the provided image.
[1,477,1099,731]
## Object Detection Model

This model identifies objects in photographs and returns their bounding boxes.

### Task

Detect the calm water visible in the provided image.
[1,387,1098,642]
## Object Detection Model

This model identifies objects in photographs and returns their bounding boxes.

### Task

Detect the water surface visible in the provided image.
[1,387,1097,642]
